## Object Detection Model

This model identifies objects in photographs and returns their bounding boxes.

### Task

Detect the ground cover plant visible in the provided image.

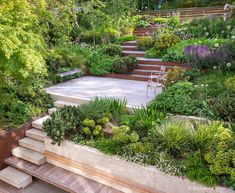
[44,97,235,190]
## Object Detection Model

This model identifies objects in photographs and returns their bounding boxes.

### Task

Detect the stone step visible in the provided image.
[32,115,50,130]
[121,46,137,51]
[48,107,57,115]
[138,64,165,70]
[54,100,81,108]
[0,166,32,189]
[26,128,47,142]
[12,147,46,166]
[105,73,148,82]
[19,137,45,153]
[122,50,146,57]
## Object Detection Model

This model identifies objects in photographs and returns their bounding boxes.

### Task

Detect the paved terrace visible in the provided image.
[46,76,161,107]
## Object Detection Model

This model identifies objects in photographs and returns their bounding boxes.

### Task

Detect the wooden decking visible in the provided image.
[5,156,122,193]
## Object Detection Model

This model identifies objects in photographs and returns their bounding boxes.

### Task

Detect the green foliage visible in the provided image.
[94,138,122,155]
[115,35,137,44]
[162,38,227,63]
[137,36,154,51]
[154,120,193,157]
[43,106,81,145]
[178,17,235,39]
[164,67,189,88]
[99,44,122,56]
[204,125,235,182]
[151,82,202,115]
[167,15,180,30]
[154,17,169,24]
[145,49,162,58]
[154,34,181,51]
[186,151,219,186]
[225,75,235,92]
[112,55,137,74]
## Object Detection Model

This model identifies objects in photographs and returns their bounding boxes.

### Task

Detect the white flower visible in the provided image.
[226,25,231,30]
[213,66,217,69]
[215,43,219,48]
[205,84,208,87]
[205,32,209,36]
[195,85,198,87]
[201,84,204,87]
[203,27,207,30]
[227,63,231,67]
[221,30,225,34]
[231,36,235,40]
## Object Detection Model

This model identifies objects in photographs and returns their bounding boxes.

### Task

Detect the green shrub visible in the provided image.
[80,30,102,45]
[137,36,154,51]
[154,120,193,156]
[115,35,137,44]
[43,106,81,145]
[162,38,227,63]
[164,67,189,88]
[225,75,235,92]
[154,17,169,24]
[213,91,235,122]
[167,15,180,29]
[94,138,122,155]
[87,52,113,76]
[99,44,122,56]
[145,49,162,58]
[154,33,181,52]
[112,55,137,74]
[204,125,235,183]
[186,151,219,186]
[151,82,202,115]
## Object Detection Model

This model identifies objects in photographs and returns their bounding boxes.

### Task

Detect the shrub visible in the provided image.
[213,91,235,122]
[99,44,122,56]
[115,35,137,44]
[43,106,81,145]
[167,15,180,29]
[204,124,235,183]
[225,75,235,92]
[154,120,193,156]
[151,82,202,115]
[162,38,227,63]
[145,49,162,58]
[87,52,113,76]
[154,33,181,52]
[164,67,190,88]
[186,151,219,186]
[80,30,102,45]
[112,55,137,74]
[154,17,169,24]
[137,36,154,51]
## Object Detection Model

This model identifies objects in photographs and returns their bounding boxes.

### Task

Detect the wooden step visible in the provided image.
[12,147,46,165]
[26,128,47,142]
[32,115,50,130]
[105,73,148,82]
[122,51,146,57]
[54,100,81,108]
[48,107,57,115]
[121,46,137,51]
[19,137,45,153]
[5,156,121,193]
[133,69,162,76]
[0,166,32,189]
[137,64,173,70]
[122,41,136,46]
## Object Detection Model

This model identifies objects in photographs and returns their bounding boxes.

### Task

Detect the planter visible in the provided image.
[45,138,234,193]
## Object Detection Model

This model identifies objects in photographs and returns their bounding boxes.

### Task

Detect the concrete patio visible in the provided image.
[46,76,162,107]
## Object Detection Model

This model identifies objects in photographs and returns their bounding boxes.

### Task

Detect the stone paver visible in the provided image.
[46,76,161,107]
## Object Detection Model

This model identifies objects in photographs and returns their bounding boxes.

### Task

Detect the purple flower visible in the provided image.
[184,45,211,58]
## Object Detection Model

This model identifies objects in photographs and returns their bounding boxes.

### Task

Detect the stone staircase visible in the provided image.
[0,101,121,193]
[106,41,191,82]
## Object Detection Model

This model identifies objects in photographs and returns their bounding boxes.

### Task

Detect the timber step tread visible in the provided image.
[19,137,45,153]
[5,156,122,193]
[32,115,51,130]
[12,147,46,166]
[0,166,32,189]
[26,128,47,142]
[48,107,57,114]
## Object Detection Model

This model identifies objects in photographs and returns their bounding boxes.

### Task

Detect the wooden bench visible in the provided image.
[56,68,82,83]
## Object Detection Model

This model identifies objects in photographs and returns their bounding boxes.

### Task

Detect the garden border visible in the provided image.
[45,138,235,193]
